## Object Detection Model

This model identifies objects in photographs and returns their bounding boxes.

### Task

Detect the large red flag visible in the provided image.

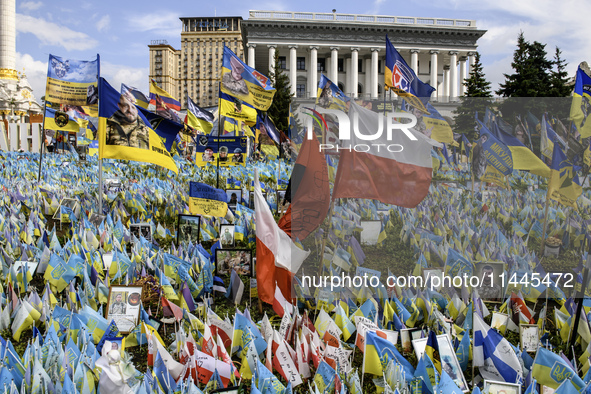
[280,131,330,240]
[255,169,310,304]
[332,102,439,208]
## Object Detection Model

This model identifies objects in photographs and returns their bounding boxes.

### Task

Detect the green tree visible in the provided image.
[267,53,293,133]
[453,52,492,140]
[496,32,554,118]
[549,47,571,97]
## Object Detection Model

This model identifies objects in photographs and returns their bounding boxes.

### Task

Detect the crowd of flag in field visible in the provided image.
[11,33,591,394]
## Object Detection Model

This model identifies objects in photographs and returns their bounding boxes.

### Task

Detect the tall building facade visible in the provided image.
[149,11,485,110]
[149,17,244,109]
[241,11,486,103]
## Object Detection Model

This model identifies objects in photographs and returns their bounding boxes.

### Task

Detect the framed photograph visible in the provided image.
[220,224,235,248]
[105,285,143,334]
[520,324,539,353]
[277,190,287,213]
[423,268,444,291]
[88,213,106,228]
[68,132,77,148]
[215,249,252,276]
[104,178,122,193]
[249,191,267,210]
[360,220,382,245]
[226,189,241,210]
[483,380,521,394]
[491,312,509,335]
[102,337,124,354]
[474,262,504,301]
[413,335,469,392]
[177,214,201,245]
[130,223,152,242]
[400,328,419,353]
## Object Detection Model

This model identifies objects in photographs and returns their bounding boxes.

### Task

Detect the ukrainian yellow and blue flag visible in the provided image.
[219,91,257,126]
[570,66,591,139]
[532,347,584,390]
[45,54,99,106]
[122,83,149,109]
[385,35,434,114]
[187,95,214,134]
[489,116,550,178]
[188,182,229,218]
[316,74,350,112]
[548,143,582,208]
[45,108,80,133]
[425,330,442,374]
[220,46,276,111]
[98,77,178,173]
[364,330,415,379]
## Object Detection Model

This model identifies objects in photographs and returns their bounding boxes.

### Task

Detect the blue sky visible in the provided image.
[15,0,591,102]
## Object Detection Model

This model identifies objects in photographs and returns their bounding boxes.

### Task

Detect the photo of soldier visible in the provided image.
[105,91,150,149]
[231,148,243,163]
[176,214,201,246]
[222,56,249,96]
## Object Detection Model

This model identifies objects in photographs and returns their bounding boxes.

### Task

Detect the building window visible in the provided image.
[297,57,306,70]
[338,59,344,72]
[317,58,325,71]
[297,84,306,98]
[378,60,382,73]
[278,56,287,70]
[358,59,363,73]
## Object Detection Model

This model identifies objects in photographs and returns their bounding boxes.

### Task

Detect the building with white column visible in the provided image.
[0,0,42,151]
[241,10,485,103]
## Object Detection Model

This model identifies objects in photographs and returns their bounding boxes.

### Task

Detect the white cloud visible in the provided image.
[20,1,42,11]
[16,14,98,51]
[101,62,149,94]
[127,12,181,37]
[15,53,47,102]
[448,0,591,85]
[96,15,110,33]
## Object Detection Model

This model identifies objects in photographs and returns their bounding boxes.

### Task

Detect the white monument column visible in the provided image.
[309,46,318,98]
[345,58,351,95]
[371,48,379,99]
[330,47,339,85]
[365,58,371,99]
[430,50,439,100]
[443,65,450,101]
[0,0,17,79]
[459,56,468,96]
[449,51,458,101]
[268,45,276,76]
[410,49,419,75]
[351,47,359,98]
[247,44,256,68]
[289,45,297,96]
